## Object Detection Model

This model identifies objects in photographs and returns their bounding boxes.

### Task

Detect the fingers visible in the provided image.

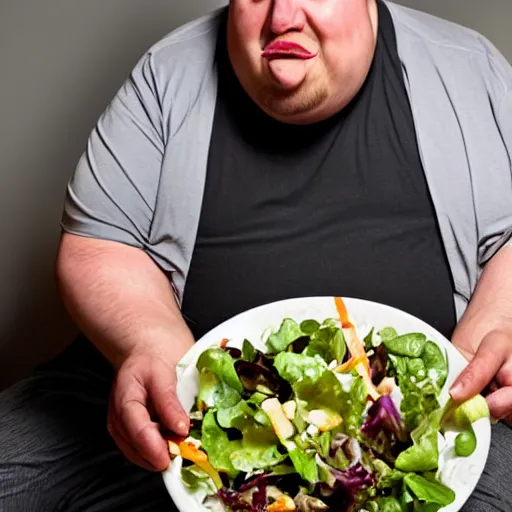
[118,396,171,471]
[110,364,172,471]
[450,331,509,402]
[108,391,163,472]
[107,354,190,471]
[108,420,159,472]
[148,368,190,438]
[486,386,512,421]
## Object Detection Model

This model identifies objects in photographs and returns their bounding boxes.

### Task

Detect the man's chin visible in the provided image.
[257,84,329,124]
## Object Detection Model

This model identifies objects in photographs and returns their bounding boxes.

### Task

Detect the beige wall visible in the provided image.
[0,0,510,389]
[0,0,226,388]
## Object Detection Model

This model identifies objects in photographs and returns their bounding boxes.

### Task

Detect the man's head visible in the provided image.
[227,0,379,125]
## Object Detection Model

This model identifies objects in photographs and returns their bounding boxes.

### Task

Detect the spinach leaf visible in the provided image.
[383,333,427,358]
[378,327,398,342]
[404,473,456,507]
[422,341,448,387]
[300,319,320,335]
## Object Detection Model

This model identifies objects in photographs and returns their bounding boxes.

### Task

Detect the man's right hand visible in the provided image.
[107,348,190,472]
[56,234,196,471]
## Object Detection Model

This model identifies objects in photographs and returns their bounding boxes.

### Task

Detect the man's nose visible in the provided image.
[269,0,306,34]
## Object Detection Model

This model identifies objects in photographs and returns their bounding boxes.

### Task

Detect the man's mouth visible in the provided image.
[262,41,317,60]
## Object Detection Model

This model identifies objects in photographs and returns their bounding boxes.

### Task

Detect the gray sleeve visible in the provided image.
[61,52,163,251]
[497,88,512,253]
[478,40,512,264]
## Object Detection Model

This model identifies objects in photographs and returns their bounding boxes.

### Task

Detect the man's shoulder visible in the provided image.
[386,1,512,90]
[146,8,225,69]
[387,1,498,58]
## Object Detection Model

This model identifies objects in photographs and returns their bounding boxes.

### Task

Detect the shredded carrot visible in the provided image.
[334,297,370,371]
[335,355,366,374]
[220,338,229,349]
[335,296,354,328]
[177,442,223,490]
[334,297,380,401]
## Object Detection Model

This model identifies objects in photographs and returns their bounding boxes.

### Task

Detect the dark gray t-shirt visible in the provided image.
[61,2,512,334]
[181,2,456,341]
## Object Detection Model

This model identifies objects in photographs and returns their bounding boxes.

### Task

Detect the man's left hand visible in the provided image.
[451,329,512,423]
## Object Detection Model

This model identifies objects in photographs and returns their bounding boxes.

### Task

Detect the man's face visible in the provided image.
[227,0,378,124]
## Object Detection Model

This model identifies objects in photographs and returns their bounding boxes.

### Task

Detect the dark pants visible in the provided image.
[0,336,511,511]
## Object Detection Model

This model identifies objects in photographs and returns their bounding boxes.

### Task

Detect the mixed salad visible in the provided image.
[169,298,489,512]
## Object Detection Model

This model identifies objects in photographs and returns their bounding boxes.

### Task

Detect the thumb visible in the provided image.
[450,331,507,403]
[148,362,190,438]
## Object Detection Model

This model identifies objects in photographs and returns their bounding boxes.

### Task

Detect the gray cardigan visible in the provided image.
[62,2,512,321]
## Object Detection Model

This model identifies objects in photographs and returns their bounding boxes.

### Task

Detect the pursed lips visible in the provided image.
[262,40,317,60]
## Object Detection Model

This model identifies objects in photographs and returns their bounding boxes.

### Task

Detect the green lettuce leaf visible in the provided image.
[201,410,241,478]
[269,463,297,476]
[395,410,442,472]
[242,339,258,363]
[266,318,303,353]
[197,348,243,391]
[292,369,367,437]
[181,465,217,495]
[230,423,286,473]
[275,354,367,437]
[247,391,268,406]
[196,372,241,410]
[375,497,403,511]
[344,376,369,436]
[196,348,243,409]
[442,394,490,430]
[304,326,346,365]
[273,352,326,384]
[216,400,255,430]
[293,370,345,414]
[364,327,375,350]
[318,431,331,459]
[212,399,286,473]
[372,459,405,490]
[389,354,441,431]
[284,442,319,483]
[254,410,273,428]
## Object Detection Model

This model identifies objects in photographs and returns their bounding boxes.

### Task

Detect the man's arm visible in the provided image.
[56,232,194,470]
[450,244,512,421]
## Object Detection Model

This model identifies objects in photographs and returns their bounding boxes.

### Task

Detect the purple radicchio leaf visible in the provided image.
[316,462,374,510]
[217,487,266,512]
[234,360,292,401]
[217,475,268,512]
[362,395,407,443]
[331,462,374,494]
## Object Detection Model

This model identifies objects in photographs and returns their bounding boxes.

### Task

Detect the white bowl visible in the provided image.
[162,296,491,512]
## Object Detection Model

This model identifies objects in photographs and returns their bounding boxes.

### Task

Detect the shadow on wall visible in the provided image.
[0,0,227,390]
